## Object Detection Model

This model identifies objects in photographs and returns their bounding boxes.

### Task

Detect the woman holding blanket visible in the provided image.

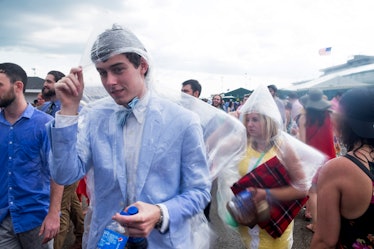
[218,84,326,249]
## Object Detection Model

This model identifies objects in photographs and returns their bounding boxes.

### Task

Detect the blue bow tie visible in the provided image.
[116,97,139,127]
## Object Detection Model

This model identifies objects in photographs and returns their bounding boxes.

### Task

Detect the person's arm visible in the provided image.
[48,67,87,185]
[247,139,309,203]
[298,114,306,142]
[255,185,307,203]
[39,180,64,244]
[55,67,84,116]
[310,160,341,248]
[273,141,309,200]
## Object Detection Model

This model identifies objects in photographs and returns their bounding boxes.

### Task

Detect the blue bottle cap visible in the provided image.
[119,206,139,216]
[127,206,139,215]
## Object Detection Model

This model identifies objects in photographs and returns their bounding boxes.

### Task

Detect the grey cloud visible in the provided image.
[0,0,124,54]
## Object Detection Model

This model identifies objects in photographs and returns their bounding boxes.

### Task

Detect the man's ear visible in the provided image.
[14,80,24,93]
[140,58,149,75]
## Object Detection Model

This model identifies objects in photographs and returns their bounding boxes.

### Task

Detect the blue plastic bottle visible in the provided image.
[96,206,148,249]
[124,206,148,249]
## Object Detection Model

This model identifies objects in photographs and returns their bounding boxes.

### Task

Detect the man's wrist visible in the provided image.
[154,204,169,233]
[60,105,80,116]
[155,204,163,230]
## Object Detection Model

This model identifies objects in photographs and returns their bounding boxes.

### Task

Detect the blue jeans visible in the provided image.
[0,215,53,249]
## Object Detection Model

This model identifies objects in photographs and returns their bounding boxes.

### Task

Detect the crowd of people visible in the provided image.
[1,23,373,249]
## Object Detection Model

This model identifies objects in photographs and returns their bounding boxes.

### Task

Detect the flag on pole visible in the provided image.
[319,47,332,55]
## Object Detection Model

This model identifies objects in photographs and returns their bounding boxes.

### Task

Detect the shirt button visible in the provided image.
[9,202,13,205]
[9,141,12,144]
[8,172,11,175]
[9,156,12,160]
[9,187,12,190]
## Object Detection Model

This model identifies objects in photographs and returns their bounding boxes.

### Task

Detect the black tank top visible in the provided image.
[337,154,374,248]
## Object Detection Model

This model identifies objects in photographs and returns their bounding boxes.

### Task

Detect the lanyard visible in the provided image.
[250,151,266,172]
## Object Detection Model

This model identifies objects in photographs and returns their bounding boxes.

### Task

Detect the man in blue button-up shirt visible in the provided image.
[39,70,65,117]
[0,63,64,249]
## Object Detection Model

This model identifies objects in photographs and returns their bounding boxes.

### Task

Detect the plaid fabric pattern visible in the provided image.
[231,156,308,238]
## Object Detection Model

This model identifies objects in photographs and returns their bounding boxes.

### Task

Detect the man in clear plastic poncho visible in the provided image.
[46,24,211,249]
[217,84,326,249]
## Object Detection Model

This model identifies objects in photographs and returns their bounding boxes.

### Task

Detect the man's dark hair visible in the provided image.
[123,53,148,77]
[267,84,278,92]
[182,79,202,97]
[47,70,65,82]
[0,63,28,93]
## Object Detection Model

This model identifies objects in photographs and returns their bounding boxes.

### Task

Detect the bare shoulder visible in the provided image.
[319,155,370,191]
[321,155,373,219]
[319,156,352,176]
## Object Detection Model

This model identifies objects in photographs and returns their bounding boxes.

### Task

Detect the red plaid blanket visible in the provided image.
[231,156,308,238]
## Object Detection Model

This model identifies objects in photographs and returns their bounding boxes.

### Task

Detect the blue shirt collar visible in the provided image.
[0,103,35,124]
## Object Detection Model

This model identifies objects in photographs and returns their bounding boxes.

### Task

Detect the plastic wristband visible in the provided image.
[265,189,272,199]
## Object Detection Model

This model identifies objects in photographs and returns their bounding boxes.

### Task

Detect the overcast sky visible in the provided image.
[1,0,374,98]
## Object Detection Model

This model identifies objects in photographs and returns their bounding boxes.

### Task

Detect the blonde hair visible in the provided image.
[244,113,279,149]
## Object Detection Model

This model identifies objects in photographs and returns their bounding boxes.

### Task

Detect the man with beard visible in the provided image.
[40,71,65,116]
[40,70,85,249]
[0,62,63,248]
[212,94,225,110]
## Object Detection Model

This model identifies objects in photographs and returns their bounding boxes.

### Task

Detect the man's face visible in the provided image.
[0,73,16,108]
[212,96,222,107]
[42,74,56,98]
[96,54,148,106]
[181,84,199,98]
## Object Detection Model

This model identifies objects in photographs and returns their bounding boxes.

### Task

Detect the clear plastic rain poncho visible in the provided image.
[78,24,247,249]
[216,83,327,229]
